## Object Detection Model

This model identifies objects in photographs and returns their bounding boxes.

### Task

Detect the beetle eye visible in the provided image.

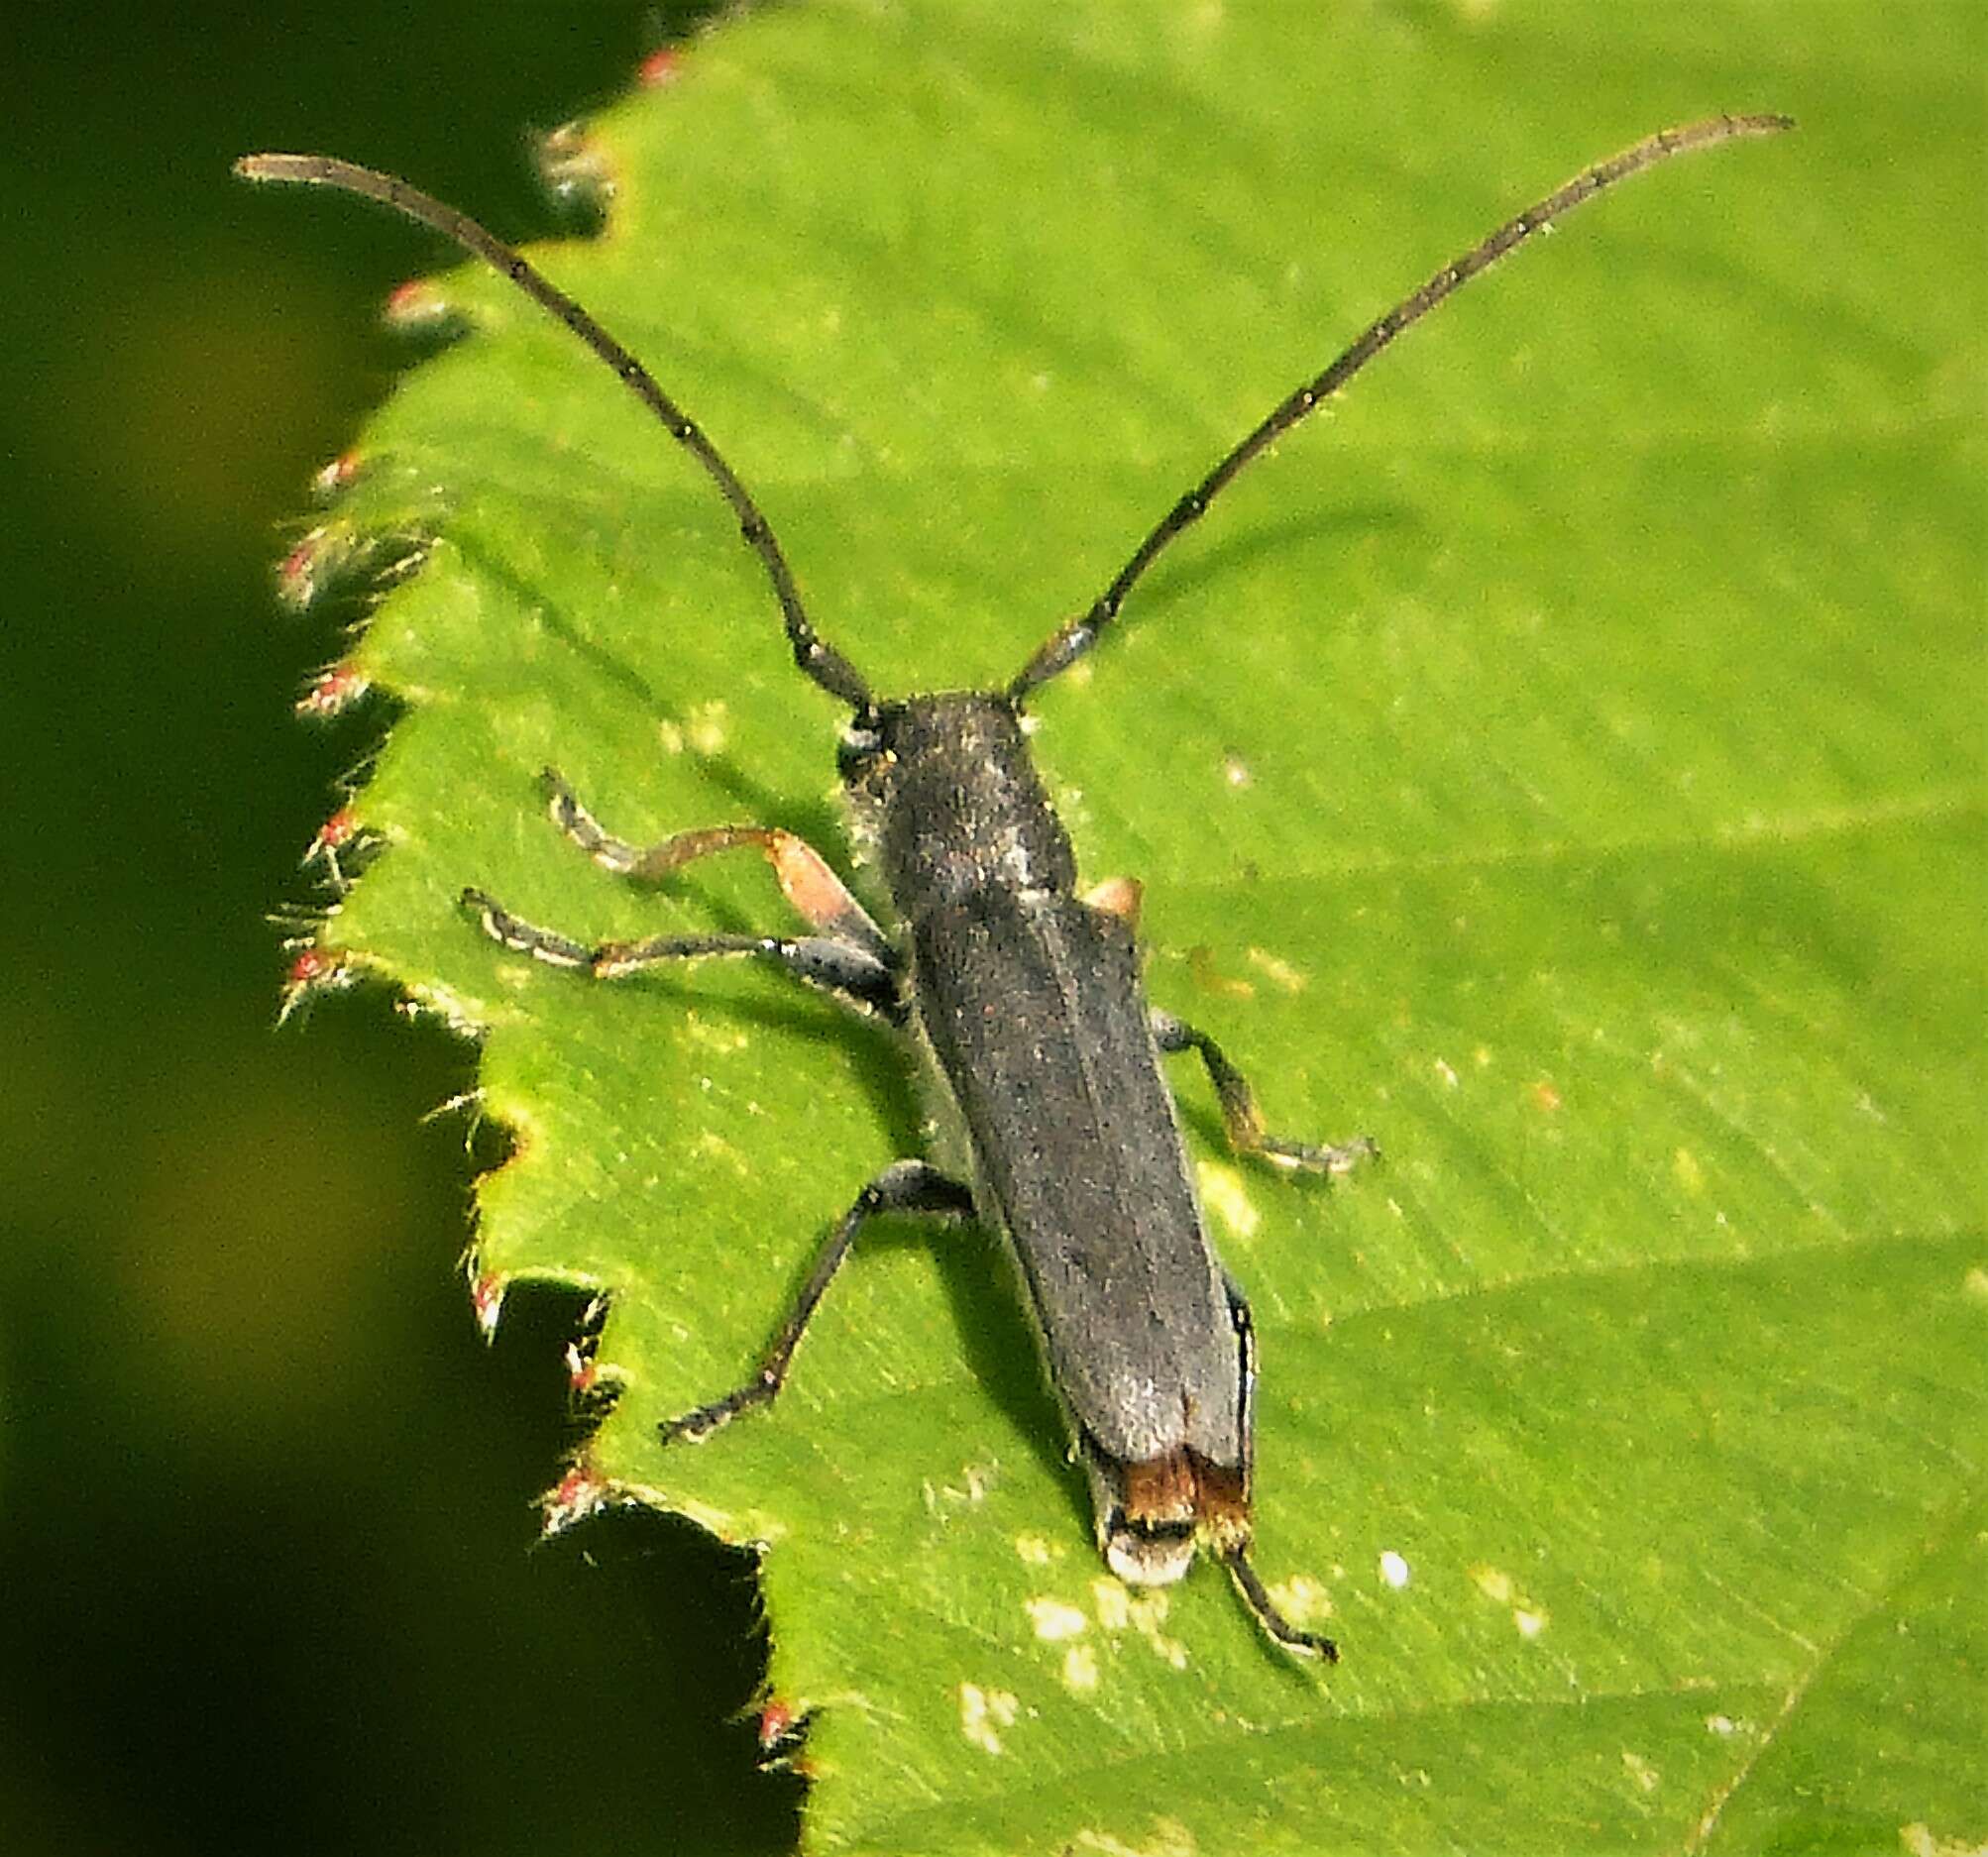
[835,729,881,780]
[836,711,890,779]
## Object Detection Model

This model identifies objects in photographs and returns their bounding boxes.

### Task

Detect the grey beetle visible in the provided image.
[242,110,1790,1655]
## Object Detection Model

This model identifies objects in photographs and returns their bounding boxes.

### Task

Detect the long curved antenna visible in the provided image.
[1008,112,1793,704]
[235,153,877,717]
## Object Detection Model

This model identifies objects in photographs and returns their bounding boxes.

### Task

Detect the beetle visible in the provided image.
[240,110,1790,1656]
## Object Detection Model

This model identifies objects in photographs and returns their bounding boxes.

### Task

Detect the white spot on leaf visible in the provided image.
[1898,1822,1986,1857]
[685,1016,750,1055]
[1469,1565,1514,1603]
[1026,1597,1089,1642]
[958,1682,1017,1755]
[1621,1750,1660,1793]
[1470,1563,1547,1635]
[1246,945,1306,992]
[1091,1578,1131,1633]
[687,699,729,756]
[1128,1590,1188,1668]
[1268,1574,1333,1631]
[1069,1819,1198,1857]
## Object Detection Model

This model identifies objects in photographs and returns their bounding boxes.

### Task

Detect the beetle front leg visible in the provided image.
[1151,1010,1377,1174]
[540,768,894,964]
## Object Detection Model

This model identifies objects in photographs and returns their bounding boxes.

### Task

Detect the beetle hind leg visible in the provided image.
[660,1159,974,1442]
[1223,1545,1339,1661]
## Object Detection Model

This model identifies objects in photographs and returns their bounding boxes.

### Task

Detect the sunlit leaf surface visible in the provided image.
[288,4,1982,1850]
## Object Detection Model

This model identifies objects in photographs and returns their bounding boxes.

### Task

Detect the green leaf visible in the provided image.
[285,3,1983,1851]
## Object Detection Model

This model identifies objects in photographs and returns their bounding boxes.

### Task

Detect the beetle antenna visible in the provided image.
[1008,112,1793,703]
[235,153,878,717]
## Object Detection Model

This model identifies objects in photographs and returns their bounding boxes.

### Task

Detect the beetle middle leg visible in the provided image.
[661,1158,976,1443]
[1151,1010,1377,1174]
[462,886,904,1019]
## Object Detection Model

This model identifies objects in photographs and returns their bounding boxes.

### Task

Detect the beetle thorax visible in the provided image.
[841,694,1077,915]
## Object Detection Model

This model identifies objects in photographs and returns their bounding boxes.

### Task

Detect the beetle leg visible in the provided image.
[1151,1010,1377,1174]
[462,887,904,1021]
[540,768,894,966]
[1081,874,1143,929]
[1216,1275,1338,1660]
[660,1159,975,1442]
[1221,1272,1258,1494]
[1224,1544,1338,1660]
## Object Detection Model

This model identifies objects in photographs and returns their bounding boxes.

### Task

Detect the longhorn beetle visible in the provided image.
[241,111,1790,1656]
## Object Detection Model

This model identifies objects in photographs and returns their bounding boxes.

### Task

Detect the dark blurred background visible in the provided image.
[0,7,801,1852]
